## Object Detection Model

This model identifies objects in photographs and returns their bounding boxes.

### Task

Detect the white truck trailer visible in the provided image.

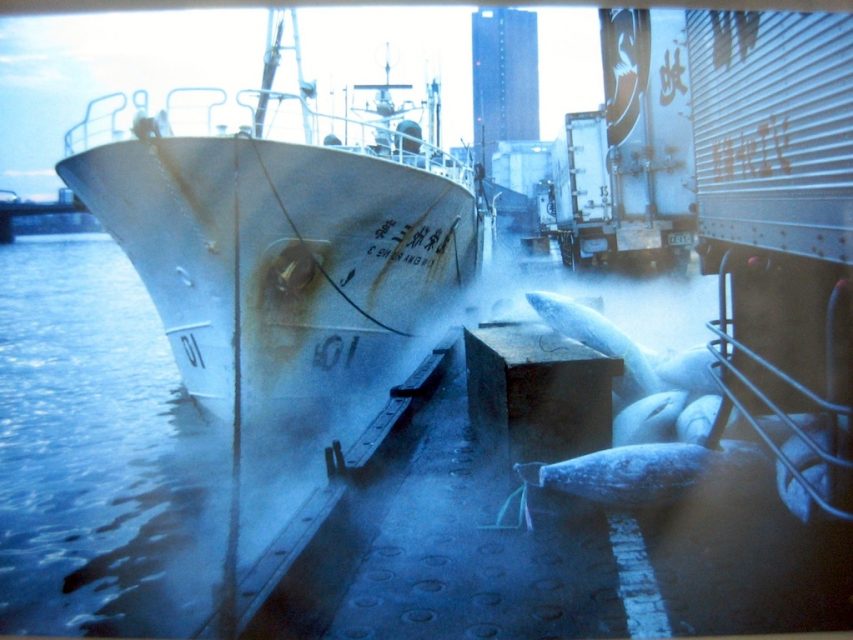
[546,9,698,271]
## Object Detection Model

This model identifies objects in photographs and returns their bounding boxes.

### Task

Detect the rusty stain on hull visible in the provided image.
[145,139,222,235]
[367,181,465,310]
[247,238,335,379]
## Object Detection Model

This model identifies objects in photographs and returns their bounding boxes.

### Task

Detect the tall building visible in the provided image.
[472,7,540,177]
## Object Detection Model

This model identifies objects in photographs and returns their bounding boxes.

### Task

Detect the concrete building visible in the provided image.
[472,7,540,177]
[490,140,552,199]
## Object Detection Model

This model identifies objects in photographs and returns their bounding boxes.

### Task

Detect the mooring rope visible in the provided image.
[248,137,415,338]
[448,214,463,287]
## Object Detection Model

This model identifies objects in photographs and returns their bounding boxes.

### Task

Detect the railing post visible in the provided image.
[705,248,737,450]
[826,278,852,513]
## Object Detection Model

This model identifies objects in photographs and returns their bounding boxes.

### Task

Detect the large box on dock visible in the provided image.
[465,323,622,467]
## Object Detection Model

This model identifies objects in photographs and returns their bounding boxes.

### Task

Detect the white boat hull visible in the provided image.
[57,137,479,431]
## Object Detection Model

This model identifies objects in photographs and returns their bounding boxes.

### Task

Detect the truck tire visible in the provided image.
[558,234,574,268]
[560,236,594,271]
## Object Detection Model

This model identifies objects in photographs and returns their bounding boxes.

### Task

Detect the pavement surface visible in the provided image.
[248,354,853,639]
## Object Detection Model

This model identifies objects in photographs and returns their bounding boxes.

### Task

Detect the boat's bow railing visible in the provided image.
[166,88,228,136]
[237,89,475,190]
[63,92,129,156]
[64,87,239,154]
[63,87,476,192]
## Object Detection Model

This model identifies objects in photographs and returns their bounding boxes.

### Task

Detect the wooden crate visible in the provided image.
[465,323,623,466]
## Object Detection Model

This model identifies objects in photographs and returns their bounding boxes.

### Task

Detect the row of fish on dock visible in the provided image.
[511,291,829,524]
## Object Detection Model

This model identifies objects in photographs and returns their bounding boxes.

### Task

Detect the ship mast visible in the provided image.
[427,77,441,149]
[255,8,314,143]
[255,11,282,138]
[352,44,414,151]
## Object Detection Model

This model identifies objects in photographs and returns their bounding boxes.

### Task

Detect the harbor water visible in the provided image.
[1,234,297,637]
[0,232,722,637]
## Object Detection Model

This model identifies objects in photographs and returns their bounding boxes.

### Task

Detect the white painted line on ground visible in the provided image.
[607,510,673,639]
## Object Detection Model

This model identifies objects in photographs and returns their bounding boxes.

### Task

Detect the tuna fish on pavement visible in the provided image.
[676,395,723,446]
[776,426,832,524]
[526,291,661,403]
[514,440,769,508]
[654,344,719,396]
[613,390,689,447]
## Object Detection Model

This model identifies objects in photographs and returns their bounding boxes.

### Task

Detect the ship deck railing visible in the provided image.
[62,87,475,191]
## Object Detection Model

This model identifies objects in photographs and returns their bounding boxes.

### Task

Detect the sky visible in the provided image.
[0,5,603,201]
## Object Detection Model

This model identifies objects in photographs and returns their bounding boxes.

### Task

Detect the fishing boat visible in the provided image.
[56,10,482,430]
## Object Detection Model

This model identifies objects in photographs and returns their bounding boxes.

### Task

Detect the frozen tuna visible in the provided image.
[676,395,723,446]
[526,291,661,403]
[639,344,669,369]
[514,440,769,508]
[612,390,689,447]
[654,344,719,395]
[779,464,830,525]
[776,427,832,524]
[574,295,605,314]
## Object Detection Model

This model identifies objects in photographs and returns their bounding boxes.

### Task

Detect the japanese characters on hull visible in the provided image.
[367,217,454,269]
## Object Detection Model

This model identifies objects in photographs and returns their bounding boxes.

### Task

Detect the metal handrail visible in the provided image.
[166,87,228,136]
[706,345,853,522]
[235,88,304,139]
[708,321,852,419]
[62,87,474,192]
[707,326,852,464]
[234,88,473,188]
[64,92,128,156]
[706,319,853,521]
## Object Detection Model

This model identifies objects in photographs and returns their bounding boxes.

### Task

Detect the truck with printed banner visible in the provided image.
[547,9,698,271]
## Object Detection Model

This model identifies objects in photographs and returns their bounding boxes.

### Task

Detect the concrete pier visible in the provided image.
[238,328,853,639]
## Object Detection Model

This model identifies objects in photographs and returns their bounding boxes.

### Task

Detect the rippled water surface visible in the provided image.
[0,235,259,637]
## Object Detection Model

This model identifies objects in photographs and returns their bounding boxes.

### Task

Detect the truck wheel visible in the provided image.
[558,235,573,267]
[571,239,593,271]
